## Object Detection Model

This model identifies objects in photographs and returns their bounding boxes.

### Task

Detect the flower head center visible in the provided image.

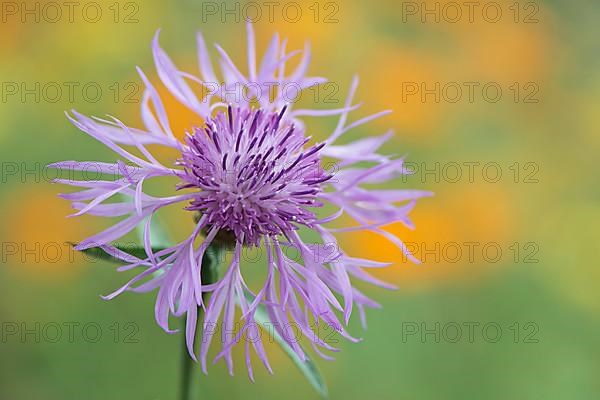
[179,106,331,246]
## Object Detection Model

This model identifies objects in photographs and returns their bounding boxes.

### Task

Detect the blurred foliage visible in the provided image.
[1,0,599,399]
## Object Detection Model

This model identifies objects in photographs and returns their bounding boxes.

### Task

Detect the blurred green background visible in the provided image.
[1,0,599,399]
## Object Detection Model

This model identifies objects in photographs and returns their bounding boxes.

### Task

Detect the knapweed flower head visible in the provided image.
[179,105,329,248]
[50,22,432,378]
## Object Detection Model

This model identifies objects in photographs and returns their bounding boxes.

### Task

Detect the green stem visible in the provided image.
[180,308,197,400]
[180,244,222,400]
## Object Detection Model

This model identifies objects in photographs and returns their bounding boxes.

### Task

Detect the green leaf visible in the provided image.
[70,215,174,266]
[70,242,169,264]
[246,294,329,398]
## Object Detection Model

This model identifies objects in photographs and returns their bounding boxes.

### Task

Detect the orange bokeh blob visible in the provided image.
[362,47,447,139]
[342,184,517,289]
[2,185,96,279]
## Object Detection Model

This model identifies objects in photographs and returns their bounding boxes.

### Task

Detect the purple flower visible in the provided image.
[50,23,432,378]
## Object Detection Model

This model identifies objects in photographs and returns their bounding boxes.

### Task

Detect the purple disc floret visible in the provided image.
[179,105,331,247]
